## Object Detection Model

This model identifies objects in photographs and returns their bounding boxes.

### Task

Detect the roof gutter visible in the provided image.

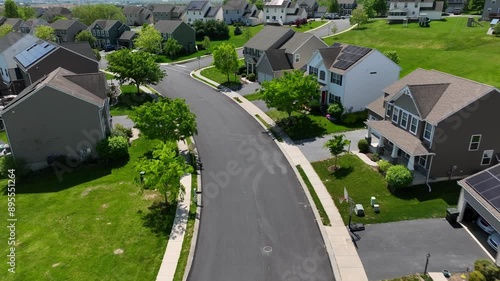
[426,154,434,192]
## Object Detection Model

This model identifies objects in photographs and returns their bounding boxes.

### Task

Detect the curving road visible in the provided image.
[152,58,334,280]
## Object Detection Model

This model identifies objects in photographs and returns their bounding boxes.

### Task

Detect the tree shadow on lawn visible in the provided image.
[331,165,354,179]
[220,81,242,91]
[278,115,327,141]
[140,200,180,238]
[390,181,461,205]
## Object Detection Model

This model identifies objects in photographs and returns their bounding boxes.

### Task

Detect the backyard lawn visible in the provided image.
[0,131,8,143]
[290,20,328,32]
[110,85,153,116]
[323,17,500,87]
[0,137,177,281]
[312,154,462,224]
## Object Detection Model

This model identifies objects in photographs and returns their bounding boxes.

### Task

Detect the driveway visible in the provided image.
[356,218,491,281]
[112,115,134,129]
[308,19,352,38]
[296,129,367,162]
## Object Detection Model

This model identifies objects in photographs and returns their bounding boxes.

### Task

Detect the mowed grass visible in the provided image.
[323,17,500,87]
[110,85,152,116]
[0,137,177,281]
[0,131,8,143]
[290,20,328,32]
[312,154,461,224]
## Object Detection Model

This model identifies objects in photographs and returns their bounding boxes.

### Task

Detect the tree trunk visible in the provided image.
[227,71,230,83]
[136,82,141,95]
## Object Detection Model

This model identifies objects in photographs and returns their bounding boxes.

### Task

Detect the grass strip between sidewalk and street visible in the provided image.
[296,165,331,226]
[255,114,283,142]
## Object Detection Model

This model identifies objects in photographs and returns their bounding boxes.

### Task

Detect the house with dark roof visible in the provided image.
[365,68,500,183]
[123,5,152,26]
[87,20,130,49]
[150,4,185,23]
[154,20,196,53]
[482,0,500,20]
[41,6,72,22]
[338,0,357,16]
[297,0,319,18]
[223,0,263,25]
[117,31,137,48]
[0,67,110,170]
[51,19,88,43]
[306,42,400,111]
[19,18,49,34]
[242,4,264,26]
[256,32,327,82]
[263,0,307,25]
[315,6,327,18]
[3,18,24,32]
[183,1,223,24]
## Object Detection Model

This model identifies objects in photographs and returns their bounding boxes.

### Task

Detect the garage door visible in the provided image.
[258,72,270,83]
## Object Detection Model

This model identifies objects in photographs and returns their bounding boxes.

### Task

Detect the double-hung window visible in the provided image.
[409,116,418,135]
[481,150,493,165]
[469,135,481,151]
[423,122,434,141]
[392,107,400,123]
[400,112,409,129]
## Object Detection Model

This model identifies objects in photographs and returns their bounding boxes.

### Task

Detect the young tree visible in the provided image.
[202,36,211,53]
[51,15,68,23]
[328,0,340,13]
[350,7,369,28]
[107,49,166,94]
[243,27,252,41]
[34,26,56,41]
[163,37,183,59]
[212,43,238,82]
[92,49,101,61]
[135,142,193,205]
[76,30,97,46]
[331,22,338,35]
[323,134,350,170]
[383,51,400,64]
[494,23,500,36]
[0,24,13,38]
[4,0,19,18]
[260,70,320,121]
[134,25,162,54]
[18,6,35,20]
[362,0,376,18]
[72,4,125,26]
[131,98,198,143]
[372,0,388,16]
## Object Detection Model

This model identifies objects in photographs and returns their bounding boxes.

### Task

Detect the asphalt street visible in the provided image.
[152,60,334,281]
[355,218,491,281]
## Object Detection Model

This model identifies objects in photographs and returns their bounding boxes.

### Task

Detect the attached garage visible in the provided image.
[457,164,500,265]
[258,71,272,83]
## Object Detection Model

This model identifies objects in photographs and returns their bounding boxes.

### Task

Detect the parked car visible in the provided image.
[324,13,340,19]
[104,45,115,52]
[487,232,500,252]
[453,8,462,15]
[477,216,496,234]
[341,14,351,19]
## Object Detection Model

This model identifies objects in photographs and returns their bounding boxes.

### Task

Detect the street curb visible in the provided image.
[321,23,358,39]
[305,20,332,33]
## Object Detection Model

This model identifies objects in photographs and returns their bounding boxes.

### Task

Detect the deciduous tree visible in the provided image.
[134,25,162,54]
[324,134,350,170]
[107,49,166,94]
[243,27,252,41]
[328,0,340,13]
[494,23,500,36]
[131,97,198,143]
[362,0,376,18]
[202,36,211,53]
[212,43,238,82]
[4,0,19,18]
[0,24,13,38]
[51,15,68,23]
[34,26,55,41]
[72,4,125,26]
[468,0,485,11]
[260,70,320,120]
[76,30,96,46]
[163,37,183,59]
[372,0,388,16]
[350,7,369,28]
[18,6,35,20]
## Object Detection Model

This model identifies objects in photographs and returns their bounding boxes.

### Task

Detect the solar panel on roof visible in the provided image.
[465,167,500,211]
[14,42,56,68]
[490,165,500,177]
[41,42,49,48]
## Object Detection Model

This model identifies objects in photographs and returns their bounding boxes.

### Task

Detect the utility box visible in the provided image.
[371,196,377,207]
[446,207,460,227]
[373,204,380,213]
[355,204,365,216]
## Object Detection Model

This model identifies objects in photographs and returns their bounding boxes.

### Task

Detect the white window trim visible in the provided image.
[386,103,392,117]
[418,155,427,168]
[392,107,400,123]
[409,116,418,135]
[400,111,409,129]
[481,150,493,166]
[294,54,300,63]
[469,134,481,151]
[423,122,434,142]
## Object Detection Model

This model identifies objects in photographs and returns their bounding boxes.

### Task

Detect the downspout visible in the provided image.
[426,154,434,192]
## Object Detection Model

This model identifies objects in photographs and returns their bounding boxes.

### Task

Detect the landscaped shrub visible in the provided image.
[237,64,247,75]
[469,270,487,281]
[308,99,322,115]
[370,152,380,162]
[386,165,413,189]
[112,124,133,139]
[327,102,343,119]
[295,18,302,27]
[248,73,256,82]
[234,26,242,35]
[474,259,500,281]
[301,18,308,25]
[0,155,29,179]
[341,110,368,125]
[357,139,369,153]
[96,136,129,162]
[377,159,392,174]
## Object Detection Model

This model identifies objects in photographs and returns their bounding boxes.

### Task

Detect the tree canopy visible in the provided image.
[163,37,183,59]
[4,0,19,18]
[134,25,162,54]
[202,36,211,53]
[260,70,320,120]
[106,50,166,94]
[468,0,485,11]
[212,43,238,82]
[131,97,198,143]
[350,7,369,28]
[72,4,125,26]
[328,0,340,13]
[324,134,350,169]
[34,26,56,41]
[0,24,13,38]
[18,6,35,20]
[76,30,97,46]
[192,19,229,41]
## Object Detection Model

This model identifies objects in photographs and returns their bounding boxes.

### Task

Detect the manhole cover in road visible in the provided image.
[262,246,272,256]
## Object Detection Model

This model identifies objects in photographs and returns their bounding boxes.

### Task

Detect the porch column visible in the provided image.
[365,127,372,139]
[407,155,415,171]
[246,63,249,75]
[376,136,385,154]
[377,136,385,148]
[390,145,398,165]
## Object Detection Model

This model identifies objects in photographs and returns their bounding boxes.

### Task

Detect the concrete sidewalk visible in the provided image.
[155,141,192,281]
[191,69,368,281]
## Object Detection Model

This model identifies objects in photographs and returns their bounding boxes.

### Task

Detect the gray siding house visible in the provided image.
[0,67,110,170]
[4,18,24,32]
[41,7,72,22]
[88,20,130,49]
[297,0,319,18]
[483,0,500,20]
[150,4,185,23]
[123,5,152,26]
[365,68,500,184]
[223,0,249,24]
[154,20,196,53]
[19,19,49,34]
[51,19,88,43]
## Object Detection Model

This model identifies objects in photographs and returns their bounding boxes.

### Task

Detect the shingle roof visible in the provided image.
[123,5,144,15]
[187,1,209,10]
[205,5,221,17]
[118,30,136,40]
[384,69,496,125]
[88,20,121,30]
[154,20,183,33]
[244,25,294,50]
[4,18,23,29]
[407,84,448,119]
[152,4,174,13]
[260,49,292,71]
[366,96,385,118]
[44,7,72,16]
[20,18,49,29]
[0,32,24,52]
[51,19,79,30]
[0,33,38,68]
[279,32,314,53]
[317,43,373,73]
[59,42,97,61]
[297,0,317,7]
[223,0,248,10]
[366,120,432,156]
[265,0,290,7]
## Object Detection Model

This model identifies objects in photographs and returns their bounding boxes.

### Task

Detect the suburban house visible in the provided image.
[256,32,327,82]
[117,31,137,49]
[387,0,444,22]
[339,0,357,16]
[0,33,39,94]
[87,20,130,49]
[482,0,500,20]
[4,18,24,32]
[0,67,110,170]
[150,4,185,23]
[41,7,72,22]
[365,68,500,184]
[297,0,319,18]
[14,41,99,87]
[445,0,465,13]
[19,19,49,34]
[51,19,88,43]
[315,6,327,18]
[223,0,263,25]
[154,20,196,53]
[183,1,223,24]
[123,5,152,26]
[305,42,400,111]
[263,0,308,25]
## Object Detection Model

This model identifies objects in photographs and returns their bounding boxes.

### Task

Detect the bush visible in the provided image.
[248,73,256,82]
[112,124,133,139]
[96,136,129,162]
[370,152,380,162]
[234,26,242,35]
[301,18,308,25]
[295,18,302,27]
[386,165,413,189]
[358,139,369,153]
[237,64,247,75]
[327,102,343,119]
[469,270,487,281]
[377,160,392,174]
[474,259,500,281]
[308,99,322,115]
[341,110,368,125]
[0,156,29,179]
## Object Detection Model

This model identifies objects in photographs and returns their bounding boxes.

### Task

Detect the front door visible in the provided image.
[321,91,326,104]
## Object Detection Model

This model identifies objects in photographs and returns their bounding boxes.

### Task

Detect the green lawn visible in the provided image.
[290,20,328,32]
[110,85,152,116]
[200,59,245,88]
[105,73,115,80]
[323,17,500,87]
[312,154,462,224]
[266,110,364,141]
[1,137,177,281]
[0,131,8,143]
[243,91,263,101]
